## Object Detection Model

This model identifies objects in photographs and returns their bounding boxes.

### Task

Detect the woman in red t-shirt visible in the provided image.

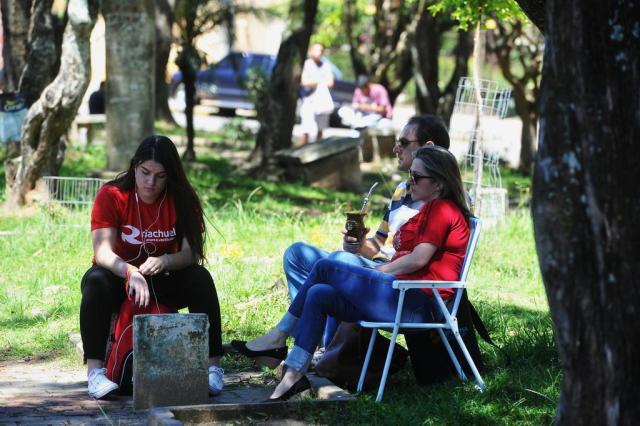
[80,135,224,399]
[232,146,472,400]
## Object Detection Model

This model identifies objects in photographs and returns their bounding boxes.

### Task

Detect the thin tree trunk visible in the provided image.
[343,0,368,77]
[532,0,640,423]
[252,0,318,174]
[439,29,472,125]
[8,0,98,207]
[512,87,537,173]
[0,0,32,92]
[103,0,155,171]
[469,21,485,214]
[155,0,176,124]
[413,4,441,114]
[178,45,197,162]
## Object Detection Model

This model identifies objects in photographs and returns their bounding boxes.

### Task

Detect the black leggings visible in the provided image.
[80,264,224,361]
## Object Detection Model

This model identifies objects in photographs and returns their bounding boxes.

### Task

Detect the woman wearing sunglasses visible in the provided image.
[232,145,472,400]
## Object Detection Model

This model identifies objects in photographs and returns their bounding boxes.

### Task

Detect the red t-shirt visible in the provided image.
[91,184,179,267]
[390,199,470,298]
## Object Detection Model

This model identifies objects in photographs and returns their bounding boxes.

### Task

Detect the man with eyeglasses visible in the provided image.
[282,114,451,349]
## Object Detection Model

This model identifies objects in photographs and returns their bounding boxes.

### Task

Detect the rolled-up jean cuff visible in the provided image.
[285,345,313,372]
[276,312,299,335]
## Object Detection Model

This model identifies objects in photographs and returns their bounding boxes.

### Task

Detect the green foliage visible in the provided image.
[429,0,527,30]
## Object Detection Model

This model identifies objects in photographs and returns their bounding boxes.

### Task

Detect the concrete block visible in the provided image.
[133,313,209,410]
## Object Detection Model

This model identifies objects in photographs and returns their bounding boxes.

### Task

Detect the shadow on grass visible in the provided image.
[296,301,558,425]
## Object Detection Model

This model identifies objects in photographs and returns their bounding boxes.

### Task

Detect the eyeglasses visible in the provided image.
[409,170,433,183]
[395,138,420,148]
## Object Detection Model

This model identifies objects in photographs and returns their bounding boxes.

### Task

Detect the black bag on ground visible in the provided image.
[314,322,408,392]
[405,291,489,385]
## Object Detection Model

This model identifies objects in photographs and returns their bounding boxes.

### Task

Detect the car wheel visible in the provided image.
[217,107,236,117]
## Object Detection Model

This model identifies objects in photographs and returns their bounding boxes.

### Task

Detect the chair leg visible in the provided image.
[357,328,378,392]
[437,329,467,381]
[452,330,486,391]
[375,325,401,402]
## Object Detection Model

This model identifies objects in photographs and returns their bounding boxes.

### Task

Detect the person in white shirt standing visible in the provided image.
[299,43,335,145]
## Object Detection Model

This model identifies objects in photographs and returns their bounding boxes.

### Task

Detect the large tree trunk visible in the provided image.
[0,0,32,92]
[8,0,98,207]
[18,0,68,177]
[154,0,176,124]
[18,0,67,107]
[252,0,318,174]
[531,0,640,424]
[103,0,155,171]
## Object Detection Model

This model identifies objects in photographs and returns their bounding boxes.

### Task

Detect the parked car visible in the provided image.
[171,51,356,124]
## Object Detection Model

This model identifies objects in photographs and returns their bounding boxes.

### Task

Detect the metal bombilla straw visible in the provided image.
[360,182,379,213]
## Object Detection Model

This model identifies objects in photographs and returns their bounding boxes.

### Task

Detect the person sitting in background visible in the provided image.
[232,146,471,400]
[79,135,224,399]
[338,75,393,131]
[88,81,105,115]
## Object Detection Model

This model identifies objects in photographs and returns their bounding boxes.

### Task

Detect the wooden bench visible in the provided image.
[275,136,362,192]
[73,114,106,146]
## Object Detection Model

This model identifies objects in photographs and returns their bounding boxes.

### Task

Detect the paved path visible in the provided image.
[0,357,145,425]
[0,355,352,425]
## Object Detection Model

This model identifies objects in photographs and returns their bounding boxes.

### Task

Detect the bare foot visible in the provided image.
[270,369,304,400]
[246,328,287,352]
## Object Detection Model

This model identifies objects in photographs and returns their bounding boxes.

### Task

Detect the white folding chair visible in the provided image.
[357,217,485,402]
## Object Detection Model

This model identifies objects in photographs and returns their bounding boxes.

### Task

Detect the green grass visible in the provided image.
[0,134,556,424]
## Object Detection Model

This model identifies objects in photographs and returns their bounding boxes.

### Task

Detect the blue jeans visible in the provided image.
[283,242,382,346]
[276,258,439,372]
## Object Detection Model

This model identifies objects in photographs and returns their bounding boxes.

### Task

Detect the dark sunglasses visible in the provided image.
[395,137,420,147]
[409,170,433,183]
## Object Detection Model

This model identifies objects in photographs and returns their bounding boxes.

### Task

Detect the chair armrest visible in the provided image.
[392,280,466,290]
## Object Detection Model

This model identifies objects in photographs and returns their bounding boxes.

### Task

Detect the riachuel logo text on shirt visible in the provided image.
[121,225,176,245]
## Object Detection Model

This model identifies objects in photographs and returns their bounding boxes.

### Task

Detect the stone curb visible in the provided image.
[148,374,355,425]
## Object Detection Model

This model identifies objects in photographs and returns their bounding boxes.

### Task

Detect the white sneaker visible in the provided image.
[208,366,224,396]
[88,368,119,399]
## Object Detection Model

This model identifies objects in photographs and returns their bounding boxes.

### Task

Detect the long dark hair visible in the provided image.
[414,145,472,223]
[110,135,207,264]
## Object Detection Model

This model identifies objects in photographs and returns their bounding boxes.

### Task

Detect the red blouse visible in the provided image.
[391,199,470,298]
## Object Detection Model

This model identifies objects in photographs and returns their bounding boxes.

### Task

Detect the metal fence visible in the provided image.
[41,176,108,226]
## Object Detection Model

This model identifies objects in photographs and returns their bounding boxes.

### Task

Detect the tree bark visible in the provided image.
[252,0,318,174]
[0,0,32,92]
[530,0,640,424]
[154,0,176,124]
[18,0,67,107]
[103,0,155,171]
[8,0,98,207]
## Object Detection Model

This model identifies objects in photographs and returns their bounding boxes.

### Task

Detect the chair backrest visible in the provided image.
[459,217,481,283]
[448,217,481,316]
